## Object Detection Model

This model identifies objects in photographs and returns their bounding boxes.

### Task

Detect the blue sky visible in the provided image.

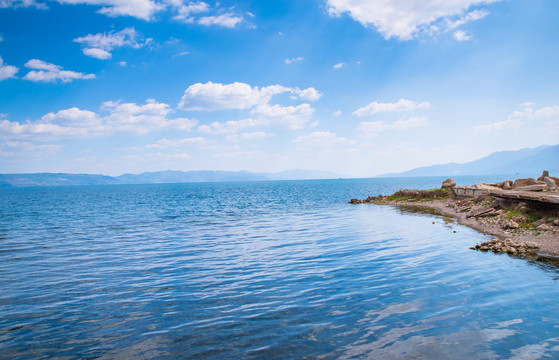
[1,0,558,176]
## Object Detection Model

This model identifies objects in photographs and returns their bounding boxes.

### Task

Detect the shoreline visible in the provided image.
[350,189,559,257]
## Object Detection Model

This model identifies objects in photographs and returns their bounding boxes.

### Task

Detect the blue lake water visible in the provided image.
[2,176,559,359]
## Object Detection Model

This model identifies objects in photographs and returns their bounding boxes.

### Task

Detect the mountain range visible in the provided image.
[1,144,557,187]
[0,169,341,187]
[379,144,558,177]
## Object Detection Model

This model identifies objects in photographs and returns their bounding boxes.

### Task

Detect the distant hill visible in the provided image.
[380,144,559,177]
[0,169,342,187]
[0,173,120,187]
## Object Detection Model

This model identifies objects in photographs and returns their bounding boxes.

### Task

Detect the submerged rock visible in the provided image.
[472,238,539,255]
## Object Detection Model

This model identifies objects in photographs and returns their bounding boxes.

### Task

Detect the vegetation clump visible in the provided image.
[385,189,451,202]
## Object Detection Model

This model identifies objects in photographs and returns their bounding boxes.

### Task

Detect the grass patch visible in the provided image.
[385,189,451,202]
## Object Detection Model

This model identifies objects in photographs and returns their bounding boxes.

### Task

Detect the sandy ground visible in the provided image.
[370,198,559,257]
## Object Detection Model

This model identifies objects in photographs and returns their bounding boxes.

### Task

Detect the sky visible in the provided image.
[0,0,558,177]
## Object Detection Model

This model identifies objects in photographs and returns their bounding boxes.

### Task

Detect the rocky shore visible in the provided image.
[350,172,559,257]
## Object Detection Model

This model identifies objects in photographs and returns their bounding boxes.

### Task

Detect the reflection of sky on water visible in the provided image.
[2,180,559,359]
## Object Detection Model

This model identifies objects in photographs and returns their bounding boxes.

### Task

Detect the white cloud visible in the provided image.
[327,0,500,40]
[74,27,151,59]
[197,103,314,134]
[83,48,112,59]
[453,30,472,41]
[296,87,321,101]
[534,106,559,119]
[333,110,342,116]
[226,131,273,141]
[2,0,248,25]
[57,0,164,20]
[145,136,207,148]
[358,117,429,134]
[293,131,354,145]
[0,99,198,139]
[0,34,3,41]
[178,82,319,111]
[474,106,532,132]
[0,0,46,9]
[22,59,95,83]
[0,56,19,81]
[251,103,314,130]
[444,9,489,29]
[0,141,61,157]
[285,57,304,64]
[198,13,243,28]
[520,102,536,108]
[171,0,210,21]
[474,119,522,132]
[179,82,286,111]
[333,62,345,69]
[197,118,261,134]
[353,98,431,117]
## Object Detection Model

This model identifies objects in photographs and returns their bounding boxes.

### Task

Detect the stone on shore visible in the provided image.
[441,178,456,189]
[543,176,556,190]
[472,238,539,255]
[537,224,553,231]
[512,178,538,189]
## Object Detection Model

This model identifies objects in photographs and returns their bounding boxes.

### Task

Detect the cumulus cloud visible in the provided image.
[0,0,46,9]
[74,27,151,59]
[0,56,19,81]
[226,131,273,141]
[353,99,431,117]
[56,0,164,20]
[358,117,429,134]
[327,0,499,40]
[22,59,95,83]
[296,87,321,101]
[170,0,210,21]
[251,103,314,130]
[285,57,304,64]
[453,30,472,41]
[293,131,354,145]
[83,48,112,59]
[197,13,243,28]
[197,103,314,134]
[0,99,197,139]
[178,81,320,111]
[2,0,247,25]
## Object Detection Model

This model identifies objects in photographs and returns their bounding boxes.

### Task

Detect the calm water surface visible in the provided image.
[2,177,559,359]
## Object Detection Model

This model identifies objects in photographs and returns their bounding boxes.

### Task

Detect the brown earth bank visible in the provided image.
[350,184,559,258]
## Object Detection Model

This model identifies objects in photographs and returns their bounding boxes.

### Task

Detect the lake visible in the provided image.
[2,177,559,359]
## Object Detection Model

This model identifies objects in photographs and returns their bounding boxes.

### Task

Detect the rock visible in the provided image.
[554,219,559,227]
[514,184,548,192]
[514,202,529,213]
[503,180,512,190]
[543,176,556,190]
[441,178,456,189]
[523,241,538,248]
[537,170,550,181]
[512,178,538,189]
[349,199,362,204]
[503,221,519,230]
[537,224,553,231]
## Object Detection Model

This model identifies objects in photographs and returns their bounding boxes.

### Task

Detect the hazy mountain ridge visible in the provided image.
[380,144,559,177]
[0,169,342,187]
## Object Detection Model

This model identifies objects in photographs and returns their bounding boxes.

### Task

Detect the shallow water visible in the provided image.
[2,177,559,359]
